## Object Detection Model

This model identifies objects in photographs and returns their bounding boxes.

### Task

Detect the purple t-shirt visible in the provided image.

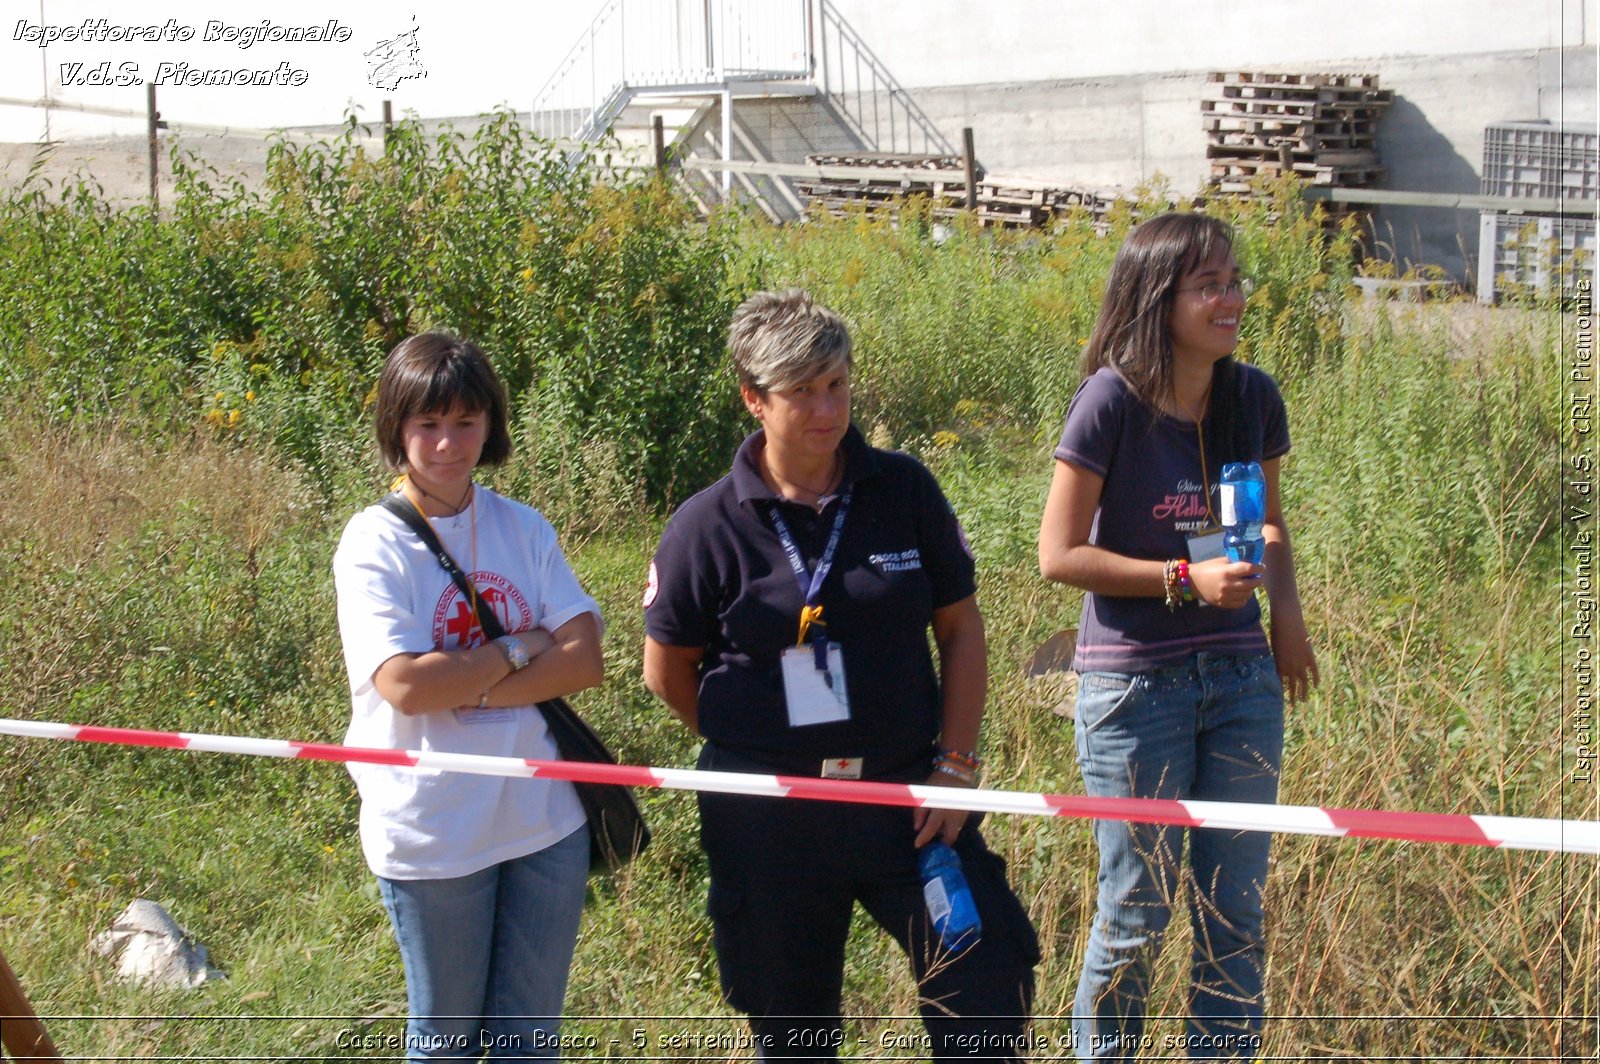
[1054,364,1290,672]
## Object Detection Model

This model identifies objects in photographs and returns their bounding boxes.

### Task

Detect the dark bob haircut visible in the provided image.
[373,332,513,472]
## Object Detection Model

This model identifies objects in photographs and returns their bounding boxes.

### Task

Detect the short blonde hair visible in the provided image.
[728,288,853,393]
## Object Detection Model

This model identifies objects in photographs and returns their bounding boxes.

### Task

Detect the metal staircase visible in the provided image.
[811,0,954,156]
[531,0,954,215]
[532,0,814,166]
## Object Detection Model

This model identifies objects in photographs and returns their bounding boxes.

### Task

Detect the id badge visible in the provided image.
[1185,525,1225,608]
[453,706,514,725]
[780,642,850,727]
[1186,525,1225,563]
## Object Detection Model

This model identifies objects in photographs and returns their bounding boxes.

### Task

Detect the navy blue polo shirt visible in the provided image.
[644,424,977,775]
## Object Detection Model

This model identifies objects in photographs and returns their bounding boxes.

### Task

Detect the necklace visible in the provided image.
[765,452,843,511]
[400,476,482,634]
[1170,374,1211,426]
[1182,382,1218,528]
[412,478,474,517]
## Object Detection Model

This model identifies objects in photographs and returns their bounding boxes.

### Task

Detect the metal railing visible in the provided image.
[531,0,813,142]
[813,0,954,156]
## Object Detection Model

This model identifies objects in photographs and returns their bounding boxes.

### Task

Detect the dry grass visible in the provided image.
[0,415,314,723]
[0,260,1587,1057]
[2,416,1590,1059]
[0,416,304,573]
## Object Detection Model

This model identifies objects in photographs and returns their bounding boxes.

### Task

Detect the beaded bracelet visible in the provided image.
[1163,558,1182,612]
[1176,559,1195,604]
[938,748,982,771]
[933,761,978,785]
[933,746,981,785]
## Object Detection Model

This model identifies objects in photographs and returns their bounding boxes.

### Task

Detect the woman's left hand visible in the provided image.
[1271,621,1320,704]
[914,772,972,847]
[1255,457,1319,705]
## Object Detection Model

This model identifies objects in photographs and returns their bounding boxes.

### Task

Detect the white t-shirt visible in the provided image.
[332,487,599,880]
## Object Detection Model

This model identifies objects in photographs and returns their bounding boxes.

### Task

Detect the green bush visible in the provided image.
[0,143,1584,1058]
[0,115,746,514]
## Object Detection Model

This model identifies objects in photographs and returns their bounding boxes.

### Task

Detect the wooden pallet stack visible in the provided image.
[797,152,1121,231]
[795,152,972,220]
[1202,71,1393,233]
[936,181,1121,231]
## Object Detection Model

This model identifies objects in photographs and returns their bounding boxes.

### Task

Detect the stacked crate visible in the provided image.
[935,180,1121,230]
[1477,121,1598,303]
[796,152,1121,231]
[1202,71,1393,234]
[795,152,972,221]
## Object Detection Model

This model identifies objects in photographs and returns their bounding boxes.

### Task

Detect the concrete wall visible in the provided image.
[892,46,1594,273]
[7,0,1593,281]
[794,0,1598,278]
[823,0,1595,87]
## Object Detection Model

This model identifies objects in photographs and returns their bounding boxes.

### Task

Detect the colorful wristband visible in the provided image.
[933,761,978,785]
[1177,559,1195,603]
[938,748,982,770]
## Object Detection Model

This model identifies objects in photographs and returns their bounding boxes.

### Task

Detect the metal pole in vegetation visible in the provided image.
[962,127,977,212]
[146,82,159,209]
[653,114,667,176]
[0,947,63,1061]
[383,99,393,151]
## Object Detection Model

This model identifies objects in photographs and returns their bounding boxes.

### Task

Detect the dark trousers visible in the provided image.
[697,746,1040,1062]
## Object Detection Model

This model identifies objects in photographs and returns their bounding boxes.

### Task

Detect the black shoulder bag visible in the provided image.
[380,492,650,873]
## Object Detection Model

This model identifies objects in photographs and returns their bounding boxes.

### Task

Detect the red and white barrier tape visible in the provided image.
[2,718,1595,855]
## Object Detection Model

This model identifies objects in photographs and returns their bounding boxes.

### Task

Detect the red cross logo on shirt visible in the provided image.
[444,599,480,647]
[441,586,509,649]
[431,573,531,651]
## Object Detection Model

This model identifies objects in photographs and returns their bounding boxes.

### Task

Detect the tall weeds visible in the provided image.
[0,114,744,515]
[0,132,1585,1059]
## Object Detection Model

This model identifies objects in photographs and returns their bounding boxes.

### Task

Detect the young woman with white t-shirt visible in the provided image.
[333,332,603,1060]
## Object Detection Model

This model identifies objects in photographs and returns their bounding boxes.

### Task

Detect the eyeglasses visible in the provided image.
[1177,278,1255,302]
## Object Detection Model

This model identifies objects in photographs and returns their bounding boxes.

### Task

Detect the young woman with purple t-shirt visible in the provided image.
[1038,213,1319,1061]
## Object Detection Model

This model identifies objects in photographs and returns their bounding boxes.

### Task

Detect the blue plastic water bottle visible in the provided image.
[1220,461,1266,564]
[918,841,981,952]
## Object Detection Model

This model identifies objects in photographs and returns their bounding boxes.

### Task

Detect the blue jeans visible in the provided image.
[377,827,590,1060]
[1071,653,1284,1062]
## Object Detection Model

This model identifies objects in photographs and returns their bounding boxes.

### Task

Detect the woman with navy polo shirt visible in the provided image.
[1038,213,1319,1060]
[643,288,1038,1061]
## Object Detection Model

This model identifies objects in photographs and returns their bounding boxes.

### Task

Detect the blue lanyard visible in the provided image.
[768,491,852,669]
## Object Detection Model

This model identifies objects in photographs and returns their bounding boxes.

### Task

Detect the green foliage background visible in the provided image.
[0,115,1588,1060]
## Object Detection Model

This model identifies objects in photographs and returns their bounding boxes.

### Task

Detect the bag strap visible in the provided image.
[378,491,591,749]
[380,492,507,641]
[376,494,637,847]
